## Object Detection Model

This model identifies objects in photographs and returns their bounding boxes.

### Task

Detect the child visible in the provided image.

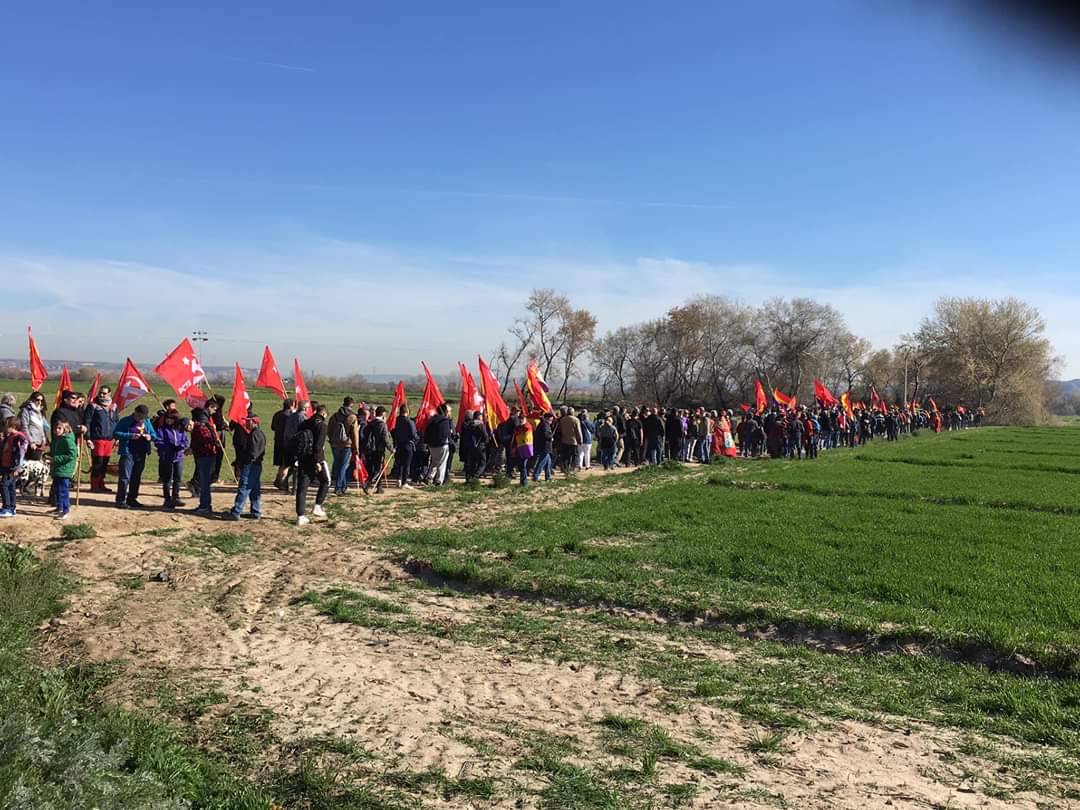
[154,410,189,511]
[50,420,78,521]
[0,417,29,517]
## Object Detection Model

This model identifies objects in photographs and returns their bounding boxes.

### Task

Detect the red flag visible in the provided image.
[415,362,446,432]
[928,397,939,413]
[86,372,102,406]
[353,454,369,486]
[739,403,751,413]
[155,338,207,407]
[293,359,313,416]
[754,379,768,414]
[27,327,47,391]
[114,358,153,412]
[386,381,407,431]
[513,380,529,415]
[54,364,72,410]
[813,378,838,407]
[255,346,287,400]
[478,356,510,431]
[457,363,485,430]
[227,363,252,427]
[526,360,553,413]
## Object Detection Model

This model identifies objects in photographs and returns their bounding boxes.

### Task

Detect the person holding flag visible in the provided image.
[227,410,266,521]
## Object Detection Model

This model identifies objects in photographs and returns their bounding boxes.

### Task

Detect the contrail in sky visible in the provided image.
[228,56,315,73]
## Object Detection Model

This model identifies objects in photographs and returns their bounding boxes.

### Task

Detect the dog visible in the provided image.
[17,459,50,499]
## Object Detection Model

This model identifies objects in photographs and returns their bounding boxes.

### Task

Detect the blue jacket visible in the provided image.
[580,418,596,444]
[85,403,118,441]
[113,415,158,457]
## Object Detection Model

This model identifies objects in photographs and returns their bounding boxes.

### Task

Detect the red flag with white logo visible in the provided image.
[415,362,445,432]
[255,345,287,400]
[114,358,153,412]
[457,363,484,430]
[227,363,252,428]
[387,381,407,431]
[293,359,313,416]
[155,338,207,407]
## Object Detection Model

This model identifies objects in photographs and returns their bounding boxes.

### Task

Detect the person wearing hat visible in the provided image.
[227,409,266,520]
[113,403,158,508]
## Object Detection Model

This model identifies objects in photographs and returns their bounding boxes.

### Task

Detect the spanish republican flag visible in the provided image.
[478,356,510,431]
[526,360,553,413]
[754,379,768,414]
[840,390,854,419]
[772,387,796,411]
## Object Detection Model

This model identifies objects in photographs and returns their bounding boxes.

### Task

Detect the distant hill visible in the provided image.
[1059,380,1080,394]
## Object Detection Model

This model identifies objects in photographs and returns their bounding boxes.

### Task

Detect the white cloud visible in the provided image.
[1,242,1076,378]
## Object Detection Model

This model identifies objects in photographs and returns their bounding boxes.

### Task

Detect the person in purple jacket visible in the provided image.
[154,409,189,510]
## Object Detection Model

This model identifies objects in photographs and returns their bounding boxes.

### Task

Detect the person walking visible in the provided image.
[391,405,418,489]
[460,410,488,481]
[510,412,534,486]
[18,392,48,461]
[643,408,665,465]
[361,405,393,494]
[227,411,266,520]
[271,399,297,491]
[113,404,157,508]
[295,403,329,525]
[327,397,360,496]
[577,409,595,471]
[154,409,188,510]
[532,411,555,482]
[423,403,453,485]
[596,416,619,470]
[555,407,582,475]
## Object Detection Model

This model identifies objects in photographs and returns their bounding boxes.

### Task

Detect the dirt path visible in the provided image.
[6,469,1069,808]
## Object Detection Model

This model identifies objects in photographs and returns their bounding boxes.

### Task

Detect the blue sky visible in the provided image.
[2,1,1078,377]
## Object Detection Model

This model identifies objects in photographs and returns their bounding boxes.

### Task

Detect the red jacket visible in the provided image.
[191,421,220,458]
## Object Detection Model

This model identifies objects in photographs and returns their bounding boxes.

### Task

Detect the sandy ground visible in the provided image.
[5,470,1073,809]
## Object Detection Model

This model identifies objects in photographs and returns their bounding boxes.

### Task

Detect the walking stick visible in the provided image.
[75,438,90,507]
[196,379,238,484]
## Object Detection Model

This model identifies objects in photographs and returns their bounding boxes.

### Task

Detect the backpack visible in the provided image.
[328,411,349,445]
[290,427,314,461]
[363,422,387,454]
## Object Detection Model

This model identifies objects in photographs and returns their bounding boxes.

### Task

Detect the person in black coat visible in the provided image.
[295,403,329,524]
[391,405,419,488]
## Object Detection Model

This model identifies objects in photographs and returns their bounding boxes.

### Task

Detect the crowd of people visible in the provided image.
[0,388,982,523]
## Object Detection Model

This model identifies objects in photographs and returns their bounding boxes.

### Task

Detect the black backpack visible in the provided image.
[290,427,314,461]
[363,422,387,454]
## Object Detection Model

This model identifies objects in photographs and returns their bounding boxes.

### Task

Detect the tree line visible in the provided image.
[491,290,1058,425]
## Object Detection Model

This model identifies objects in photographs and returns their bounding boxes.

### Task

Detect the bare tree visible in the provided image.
[555,307,598,400]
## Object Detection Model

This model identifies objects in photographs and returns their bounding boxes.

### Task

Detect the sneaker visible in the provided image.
[115,502,129,510]
[312,504,326,518]
[223,512,241,521]
[0,509,13,518]
[401,483,414,490]
[55,511,70,521]
[193,507,211,516]
[128,500,145,509]
[296,515,310,526]
[173,499,187,508]
[246,513,262,520]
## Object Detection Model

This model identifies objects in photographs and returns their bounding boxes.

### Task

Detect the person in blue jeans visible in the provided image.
[189,408,220,514]
[0,417,29,517]
[227,411,266,519]
[113,405,157,509]
[531,412,554,482]
[327,398,359,496]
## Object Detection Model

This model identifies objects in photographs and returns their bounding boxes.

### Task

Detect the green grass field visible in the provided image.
[4,420,1080,807]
